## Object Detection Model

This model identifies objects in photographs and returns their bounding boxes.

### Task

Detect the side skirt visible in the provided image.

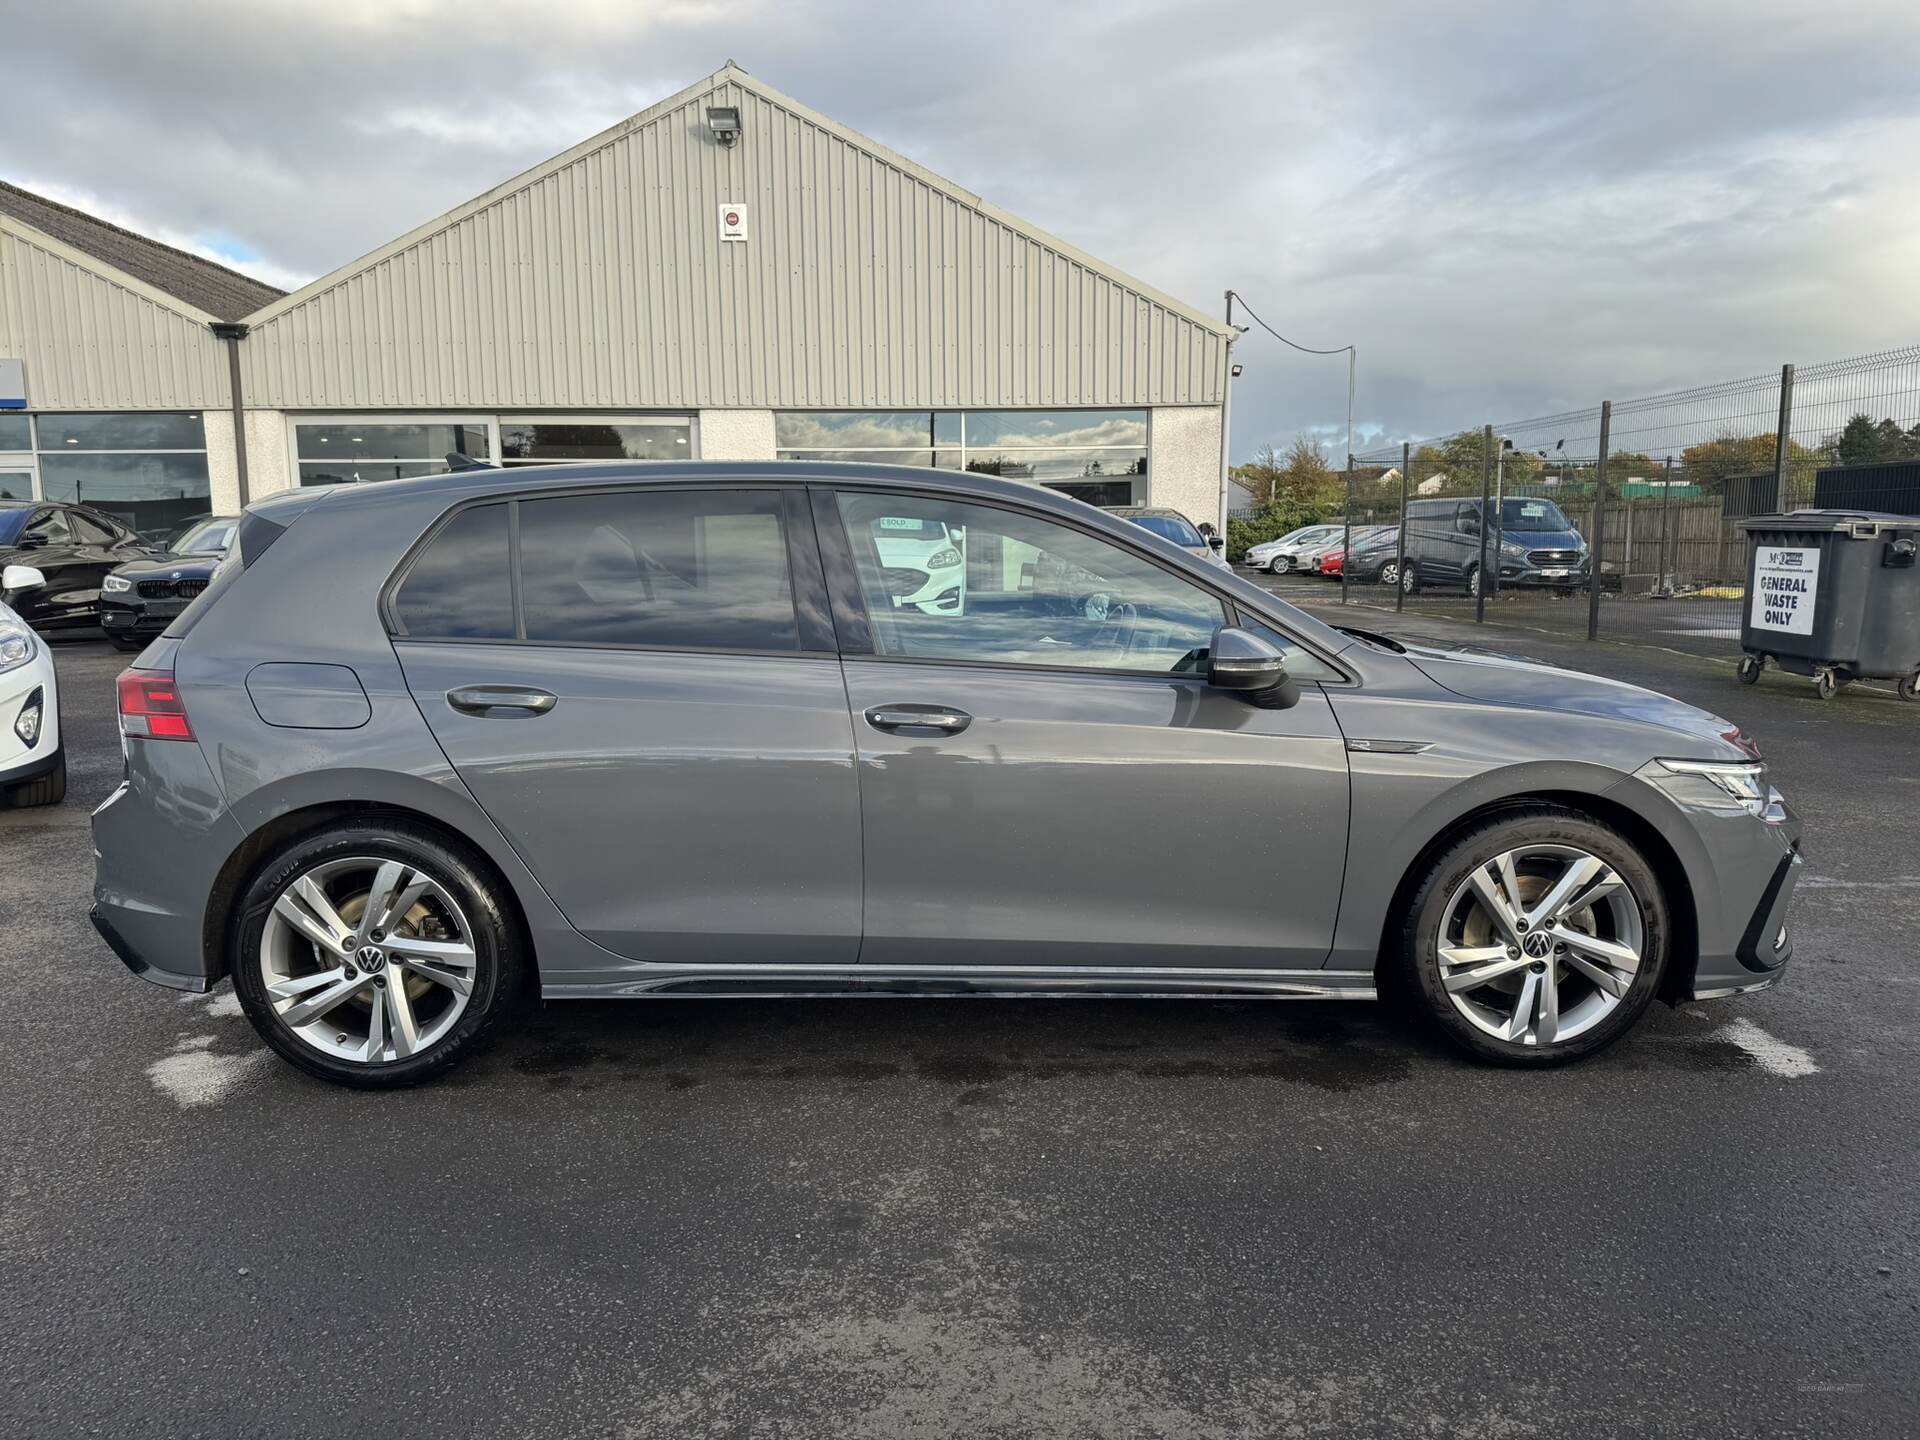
[542,965,1379,1001]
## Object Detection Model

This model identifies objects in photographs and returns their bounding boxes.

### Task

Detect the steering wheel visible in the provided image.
[1083,592,1137,657]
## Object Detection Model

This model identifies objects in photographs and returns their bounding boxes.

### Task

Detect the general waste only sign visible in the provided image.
[1751,545,1820,635]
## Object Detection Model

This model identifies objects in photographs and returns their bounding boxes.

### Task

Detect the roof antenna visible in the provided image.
[445,452,492,473]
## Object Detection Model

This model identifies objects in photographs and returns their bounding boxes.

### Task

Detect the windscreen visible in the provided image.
[1500,498,1574,532]
[1128,514,1205,547]
[0,510,28,545]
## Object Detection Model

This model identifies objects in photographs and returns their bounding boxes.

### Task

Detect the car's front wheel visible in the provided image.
[1268,554,1292,574]
[1394,807,1668,1065]
[230,820,524,1088]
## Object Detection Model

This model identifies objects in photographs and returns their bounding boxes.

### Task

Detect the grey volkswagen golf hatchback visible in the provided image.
[92,462,1802,1087]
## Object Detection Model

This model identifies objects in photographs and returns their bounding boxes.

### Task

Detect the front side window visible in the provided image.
[29,508,73,544]
[70,512,120,545]
[518,490,798,651]
[836,492,1223,674]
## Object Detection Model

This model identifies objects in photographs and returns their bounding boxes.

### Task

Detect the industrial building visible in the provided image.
[0,63,1231,536]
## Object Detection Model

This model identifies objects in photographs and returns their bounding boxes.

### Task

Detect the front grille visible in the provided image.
[135,577,209,599]
[880,566,927,596]
[1527,550,1580,566]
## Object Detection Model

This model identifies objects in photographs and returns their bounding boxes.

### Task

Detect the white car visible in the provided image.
[1244,524,1343,574]
[870,516,966,614]
[0,565,63,808]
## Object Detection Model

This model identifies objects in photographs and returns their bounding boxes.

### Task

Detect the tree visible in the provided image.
[1832,412,1920,466]
[1680,432,1820,493]
[1232,436,1342,508]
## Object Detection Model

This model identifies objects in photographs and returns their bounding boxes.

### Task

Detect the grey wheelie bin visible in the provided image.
[1737,510,1920,701]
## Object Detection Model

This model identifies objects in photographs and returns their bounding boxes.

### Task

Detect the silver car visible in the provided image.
[92,462,1802,1088]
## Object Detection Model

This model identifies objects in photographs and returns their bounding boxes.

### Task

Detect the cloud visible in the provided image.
[2,0,1917,454]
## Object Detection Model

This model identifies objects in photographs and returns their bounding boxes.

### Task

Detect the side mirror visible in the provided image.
[15,531,47,550]
[1208,625,1299,707]
[1207,534,1226,551]
[2,564,46,596]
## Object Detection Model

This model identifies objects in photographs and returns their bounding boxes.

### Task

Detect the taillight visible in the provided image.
[117,672,195,741]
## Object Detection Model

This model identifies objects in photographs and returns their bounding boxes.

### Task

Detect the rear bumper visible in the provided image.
[91,740,246,990]
[90,903,211,993]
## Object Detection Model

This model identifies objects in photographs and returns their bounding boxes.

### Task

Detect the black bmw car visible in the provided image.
[0,500,158,632]
[99,515,238,651]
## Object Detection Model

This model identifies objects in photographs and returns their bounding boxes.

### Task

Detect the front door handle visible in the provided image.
[865,704,972,735]
[447,685,557,717]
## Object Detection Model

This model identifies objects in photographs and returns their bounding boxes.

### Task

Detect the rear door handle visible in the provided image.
[446,685,557,717]
[865,704,972,734]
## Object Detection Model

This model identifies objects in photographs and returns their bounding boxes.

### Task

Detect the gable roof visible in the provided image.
[244,63,1228,338]
[0,180,283,322]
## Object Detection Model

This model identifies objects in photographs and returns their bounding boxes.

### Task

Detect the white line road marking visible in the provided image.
[147,1035,269,1109]
[1800,875,1920,890]
[1715,1018,1819,1078]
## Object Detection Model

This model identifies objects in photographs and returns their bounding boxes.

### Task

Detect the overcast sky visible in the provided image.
[5,0,1918,460]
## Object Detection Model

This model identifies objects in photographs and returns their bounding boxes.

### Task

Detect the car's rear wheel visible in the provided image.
[230,821,524,1088]
[1394,808,1668,1065]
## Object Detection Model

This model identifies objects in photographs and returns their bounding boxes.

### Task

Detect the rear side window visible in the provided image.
[393,504,514,639]
[517,490,798,651]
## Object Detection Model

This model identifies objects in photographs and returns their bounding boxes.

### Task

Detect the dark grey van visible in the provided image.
[1401,496,1590,596]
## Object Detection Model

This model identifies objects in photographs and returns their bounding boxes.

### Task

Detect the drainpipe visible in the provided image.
[208,321,251,507]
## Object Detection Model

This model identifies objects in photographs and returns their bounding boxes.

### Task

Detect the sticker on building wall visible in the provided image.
[718,204,749,243]
[0,359,25,410]
[1750,545,1820,635]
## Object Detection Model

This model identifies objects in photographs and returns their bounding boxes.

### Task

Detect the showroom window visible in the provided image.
[293,415,695,486]
[294,418,493,486]
[23,411,210,536]
[499,417,692,464]
[775,409,1149,507]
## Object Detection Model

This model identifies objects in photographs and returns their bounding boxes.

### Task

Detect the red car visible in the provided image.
[1317,548,1348,577]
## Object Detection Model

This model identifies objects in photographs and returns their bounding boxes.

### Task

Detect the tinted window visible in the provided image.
[499,422,690,463]
[0,415,30,450]
[172,519,237,554]
[70,512,120,545]
[28,509,73,544]
[392,505,514,639]
[518,489,797,651]
[0,509,28,545]
[837,492,1224,674]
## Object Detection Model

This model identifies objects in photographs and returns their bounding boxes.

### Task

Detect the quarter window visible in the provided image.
[836,492,1223,674]
[517,490,798,651]
[392,505,515,640]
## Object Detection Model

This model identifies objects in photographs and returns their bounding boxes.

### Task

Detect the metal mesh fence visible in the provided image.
[1272,344,1920,660]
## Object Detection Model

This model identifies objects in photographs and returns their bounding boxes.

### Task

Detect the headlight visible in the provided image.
[1500,540,1529,559]
[0,620,35,675]
[926,547,962,569]
[102,573,133,593]
[1658,758,1786,822]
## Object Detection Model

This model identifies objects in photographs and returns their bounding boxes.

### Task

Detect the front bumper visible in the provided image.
[100,598,182,635]
[0,650,60,782]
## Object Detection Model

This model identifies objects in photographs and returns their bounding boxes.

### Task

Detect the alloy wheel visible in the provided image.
[1269,556,1292,574]
[1379,561,1399,587]
[259,857,479,1065]
[1435,845,1644,1047]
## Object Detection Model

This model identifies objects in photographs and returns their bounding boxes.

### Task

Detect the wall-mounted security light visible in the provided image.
[1230,363,1244,378]
[706,106,741,147]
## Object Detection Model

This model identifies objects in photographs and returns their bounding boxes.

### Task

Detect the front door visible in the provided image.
[825,487,1351,972]
[391,486,862,968]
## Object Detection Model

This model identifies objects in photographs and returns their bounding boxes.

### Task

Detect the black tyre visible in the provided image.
[1900,671,1919,703]
[1268,555,1292,575]
[1400,564,1420,596]
[1736,655,1762,686]
[108,633,146,652]
[1393,807,1669,1067]
[2,747,65,808]
[1464,564,1482,598]
[1378,561,1399,589]
[1814,668,1840,701]
[230,819,525,1088]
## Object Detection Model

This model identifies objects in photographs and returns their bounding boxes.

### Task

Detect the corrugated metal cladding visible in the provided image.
[241,75,1227,412]
[0,222,229,410]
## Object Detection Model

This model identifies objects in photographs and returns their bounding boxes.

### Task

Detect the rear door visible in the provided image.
[821,486,1351,972]
[390,484,863,967]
